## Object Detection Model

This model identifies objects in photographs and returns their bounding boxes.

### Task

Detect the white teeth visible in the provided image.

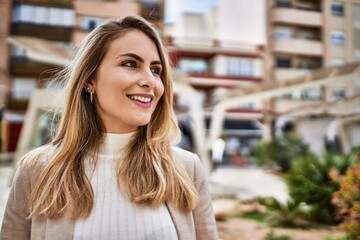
[129,95,151,103]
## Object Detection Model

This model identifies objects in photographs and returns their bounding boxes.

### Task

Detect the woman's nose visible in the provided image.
[139,69,156,88]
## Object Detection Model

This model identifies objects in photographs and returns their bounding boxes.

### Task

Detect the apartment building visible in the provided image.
[72,0,164,45]
[267,0,360,154]
[0,0,75,152]
[164,0,267,164]
[165,0,360,161]
[0,0,12,107]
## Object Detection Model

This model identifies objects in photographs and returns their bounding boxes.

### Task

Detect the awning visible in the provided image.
[7,36,69,66]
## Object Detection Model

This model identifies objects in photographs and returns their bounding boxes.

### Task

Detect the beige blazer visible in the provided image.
[0,147,218,240]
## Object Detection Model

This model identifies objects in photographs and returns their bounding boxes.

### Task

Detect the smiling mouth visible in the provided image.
[127,95,153,103]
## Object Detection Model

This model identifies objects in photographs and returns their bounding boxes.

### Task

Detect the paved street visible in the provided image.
[0,162,288,228]
[209,166,289,214]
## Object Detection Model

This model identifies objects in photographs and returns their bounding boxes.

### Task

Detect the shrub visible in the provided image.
[265,229,292,240]
[323,236,350,240]
[285,152,355,224]
[252,133,311,172]
[332,149,360,240]
[258,197,311,228]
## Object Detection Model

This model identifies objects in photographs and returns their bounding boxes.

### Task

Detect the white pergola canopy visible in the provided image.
[208,62,360,147]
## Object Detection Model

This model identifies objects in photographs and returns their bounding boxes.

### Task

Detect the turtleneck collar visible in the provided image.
[99,132,135,156]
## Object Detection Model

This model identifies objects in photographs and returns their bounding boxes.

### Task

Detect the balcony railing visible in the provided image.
[10,57,59,78]
[272,38,323,56]
[271,8,322,26]
[11,23,72,42]
[274,1,321,12]
[275,68,310,81]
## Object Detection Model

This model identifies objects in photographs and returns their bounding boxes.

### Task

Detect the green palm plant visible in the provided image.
[285,152,355,224]
[252,133,311,172]
[258,197,310,228]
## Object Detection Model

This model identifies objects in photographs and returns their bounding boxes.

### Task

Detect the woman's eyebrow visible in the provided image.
[116,52,162,65]
[116,53,144,62]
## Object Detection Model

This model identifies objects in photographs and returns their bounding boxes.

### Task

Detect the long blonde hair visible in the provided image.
[24,16,198,219]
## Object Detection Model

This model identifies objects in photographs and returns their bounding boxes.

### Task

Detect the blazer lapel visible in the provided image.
[166,201,196,240]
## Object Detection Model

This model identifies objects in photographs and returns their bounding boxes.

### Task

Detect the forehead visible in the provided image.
[106,29,160,60]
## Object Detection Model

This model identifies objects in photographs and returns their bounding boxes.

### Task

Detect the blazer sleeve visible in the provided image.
[191,153,219,240]
[0,165,32,240]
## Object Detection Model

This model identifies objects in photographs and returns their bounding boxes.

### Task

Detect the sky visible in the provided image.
[165,0,266,44]
[165,0,218,24]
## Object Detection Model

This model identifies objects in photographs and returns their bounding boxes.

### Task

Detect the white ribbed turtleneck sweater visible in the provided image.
[73,133,178,240]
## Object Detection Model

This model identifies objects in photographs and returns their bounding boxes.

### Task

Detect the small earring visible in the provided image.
[86,86,93,104]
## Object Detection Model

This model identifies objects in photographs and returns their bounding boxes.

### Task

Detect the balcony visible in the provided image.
[14,0,71,8]
[275,68,310,81]
[10,57,59,78]
[11,23,72,42]
[272,38,323,56]
[74,1,140,19]
[271,8,322,26]
[188,73,261,89]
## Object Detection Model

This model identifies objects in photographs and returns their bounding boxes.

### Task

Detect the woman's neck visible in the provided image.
[99,132,135,156]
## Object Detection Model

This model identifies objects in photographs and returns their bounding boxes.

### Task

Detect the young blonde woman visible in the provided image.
[1,16,218,240]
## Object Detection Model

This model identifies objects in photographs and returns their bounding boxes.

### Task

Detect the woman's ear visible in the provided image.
[86,79,96,92]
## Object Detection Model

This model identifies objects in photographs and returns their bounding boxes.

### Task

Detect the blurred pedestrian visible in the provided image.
[0,16,218,240]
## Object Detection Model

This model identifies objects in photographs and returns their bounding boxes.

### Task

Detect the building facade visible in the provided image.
[267,0,360,154]
[1,0,359,161]
[164,0,268,165]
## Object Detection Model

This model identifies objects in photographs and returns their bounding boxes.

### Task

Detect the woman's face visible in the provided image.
[91,29,164,133]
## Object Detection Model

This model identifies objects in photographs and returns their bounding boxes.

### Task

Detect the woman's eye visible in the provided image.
[151,66,162,75]
[123,61,136,68]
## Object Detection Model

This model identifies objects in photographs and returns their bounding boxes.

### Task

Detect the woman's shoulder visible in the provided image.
[171,146,205,176]
[171,146,199,163]
[10,144,56,187]
[18,144,56,171]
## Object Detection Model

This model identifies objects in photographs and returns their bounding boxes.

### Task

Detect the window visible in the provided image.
[295,1,320,11]
[273,27,293,39]
[12,5,74,27]
[178,58,208,73]
[10,45,26,58]
[331,30,345,45]
[331,2,344,16]
[275,0,291,8]
[297,28,319,40]
[276,57,292,68]
[332,87,346,101]
[226,58,255,77]
[298,61,315,69]
[34,6,48,24]
[80,17,103,31]
[12,78,37,100]
[303,87,322,100]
